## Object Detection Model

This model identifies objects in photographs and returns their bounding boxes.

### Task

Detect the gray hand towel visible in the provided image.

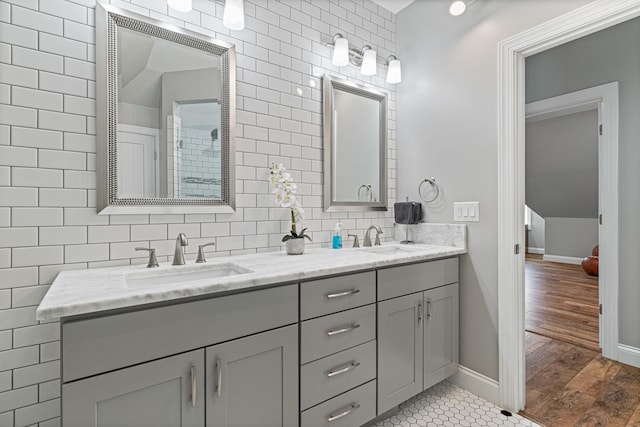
[394,201,422,224]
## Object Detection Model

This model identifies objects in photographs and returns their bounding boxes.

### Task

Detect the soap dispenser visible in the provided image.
[332,223,343,249]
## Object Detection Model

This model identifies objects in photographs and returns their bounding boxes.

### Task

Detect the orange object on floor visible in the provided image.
[581,255,598,276]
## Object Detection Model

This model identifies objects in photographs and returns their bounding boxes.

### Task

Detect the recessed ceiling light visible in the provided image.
[449,0,466,16]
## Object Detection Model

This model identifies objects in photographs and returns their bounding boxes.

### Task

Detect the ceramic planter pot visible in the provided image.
[285,238,305,255]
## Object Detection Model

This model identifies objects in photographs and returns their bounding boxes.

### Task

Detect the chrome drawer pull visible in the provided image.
[326,289,360,299]
[327,403,361,422]
[327,323,360,336]
[215,358,222,398]
[327,361,360,378]
[190,366,196,408]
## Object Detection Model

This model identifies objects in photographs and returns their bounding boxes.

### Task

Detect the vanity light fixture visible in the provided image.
[167,0,192,13]
[327,33,401,83]
[223,0,245,31]
[386,55,402,84]
[360,46,377,76]
[331,34,350,67]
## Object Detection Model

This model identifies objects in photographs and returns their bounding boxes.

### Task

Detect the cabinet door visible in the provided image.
[424,283,459,390]
[206,325,298,427]
[62,349,204,427]
[377,292,424,415]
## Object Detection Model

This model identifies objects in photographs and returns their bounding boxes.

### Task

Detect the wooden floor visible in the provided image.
[522,332,640,426]
[521,255,640,426]
[525,254,599,351]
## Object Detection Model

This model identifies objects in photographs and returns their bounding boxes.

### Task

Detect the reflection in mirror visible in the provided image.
[323,75,387,211]
[96,3,235,214]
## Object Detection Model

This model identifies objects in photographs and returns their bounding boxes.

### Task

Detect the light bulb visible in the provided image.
[223,0,245,31]
[361,48,377,76]
[167,0,192,12]
[386,58,401,84]
[332,36,349,67]
[449,0,466,16]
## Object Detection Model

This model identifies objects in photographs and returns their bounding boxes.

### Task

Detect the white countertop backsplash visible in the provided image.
[394,223,467,247]
[37,225,466,321]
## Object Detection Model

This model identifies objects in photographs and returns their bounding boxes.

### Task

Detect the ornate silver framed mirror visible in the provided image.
[96,2,236,214]
[323,75,388,212]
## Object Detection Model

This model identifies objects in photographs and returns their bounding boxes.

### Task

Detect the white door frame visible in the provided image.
[525,82,619,352]
[497,0,640,412]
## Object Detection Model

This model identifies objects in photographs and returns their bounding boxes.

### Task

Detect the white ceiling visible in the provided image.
[371,0,415,15]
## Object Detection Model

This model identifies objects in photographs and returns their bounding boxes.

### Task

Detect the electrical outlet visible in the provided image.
[454,202,480,222]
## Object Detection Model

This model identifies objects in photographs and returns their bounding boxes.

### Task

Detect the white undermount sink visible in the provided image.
[125,263,252,288]
[363,244,422,255]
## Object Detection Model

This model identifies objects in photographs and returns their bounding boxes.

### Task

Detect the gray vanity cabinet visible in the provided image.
[377,258,459,415]
[61,285,299,427]
[299,272,377,427]
[205,324,298,427]
[423,283,459,390]
[377,292,424,415]
[62,349,205,427]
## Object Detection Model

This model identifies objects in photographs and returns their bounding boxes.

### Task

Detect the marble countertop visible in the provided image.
[37,239,466,321]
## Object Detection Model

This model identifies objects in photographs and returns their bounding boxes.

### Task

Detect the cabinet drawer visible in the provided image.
[301,380,376,427]
[300,271,375,320]
[377,258,458,301]
[63,284,297,382]
[301,340,376,410]
[301,304,376,364]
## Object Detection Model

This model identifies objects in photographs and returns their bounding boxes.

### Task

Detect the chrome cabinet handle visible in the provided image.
[326,289,360,299]
[327,323,360,336]
[190,365,196,408]
[426,299,432,320]
[418,301,423,324]
[215,358,222,398]
[327,361,360,378]
[327,403,360,422]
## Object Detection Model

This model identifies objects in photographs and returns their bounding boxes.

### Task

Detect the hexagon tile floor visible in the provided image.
[373,381,541,427]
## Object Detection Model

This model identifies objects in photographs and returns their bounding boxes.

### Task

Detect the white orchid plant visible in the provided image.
[269,163,311,243]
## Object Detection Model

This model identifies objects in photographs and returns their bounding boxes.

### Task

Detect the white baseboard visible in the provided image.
[449,365,499,406]
[527,247,544,254]
[543,254,583,265]
[618,344,640,368]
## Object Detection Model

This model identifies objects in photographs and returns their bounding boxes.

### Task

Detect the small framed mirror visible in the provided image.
[323,75,388,211]
[96,3,236,214]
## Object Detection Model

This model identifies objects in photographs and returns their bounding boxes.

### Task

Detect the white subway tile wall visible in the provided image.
[0,0,397,424]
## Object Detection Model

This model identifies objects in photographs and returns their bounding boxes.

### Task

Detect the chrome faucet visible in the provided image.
[363,225,383,247]
[196,242,216,263]
[172,233,189,265]
[135,247,159,268]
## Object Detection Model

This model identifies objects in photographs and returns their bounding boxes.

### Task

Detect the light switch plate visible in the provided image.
[454,201,480,222]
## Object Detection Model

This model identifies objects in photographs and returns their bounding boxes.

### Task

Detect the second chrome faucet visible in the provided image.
[173,233,189,265]
[363,225,383,247]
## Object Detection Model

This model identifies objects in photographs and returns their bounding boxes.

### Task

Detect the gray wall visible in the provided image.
[526,16,640,348]
[527,208,545,250]
[526,110,598,219]
[396,0,593,381]
[545,217,598,259]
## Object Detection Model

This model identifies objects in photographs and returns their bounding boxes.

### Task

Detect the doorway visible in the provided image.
[523,83,617,351]
[496,1,640,412]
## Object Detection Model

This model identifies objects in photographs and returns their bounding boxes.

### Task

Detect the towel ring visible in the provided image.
[358,184,373,201]
[418,177,439,203]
